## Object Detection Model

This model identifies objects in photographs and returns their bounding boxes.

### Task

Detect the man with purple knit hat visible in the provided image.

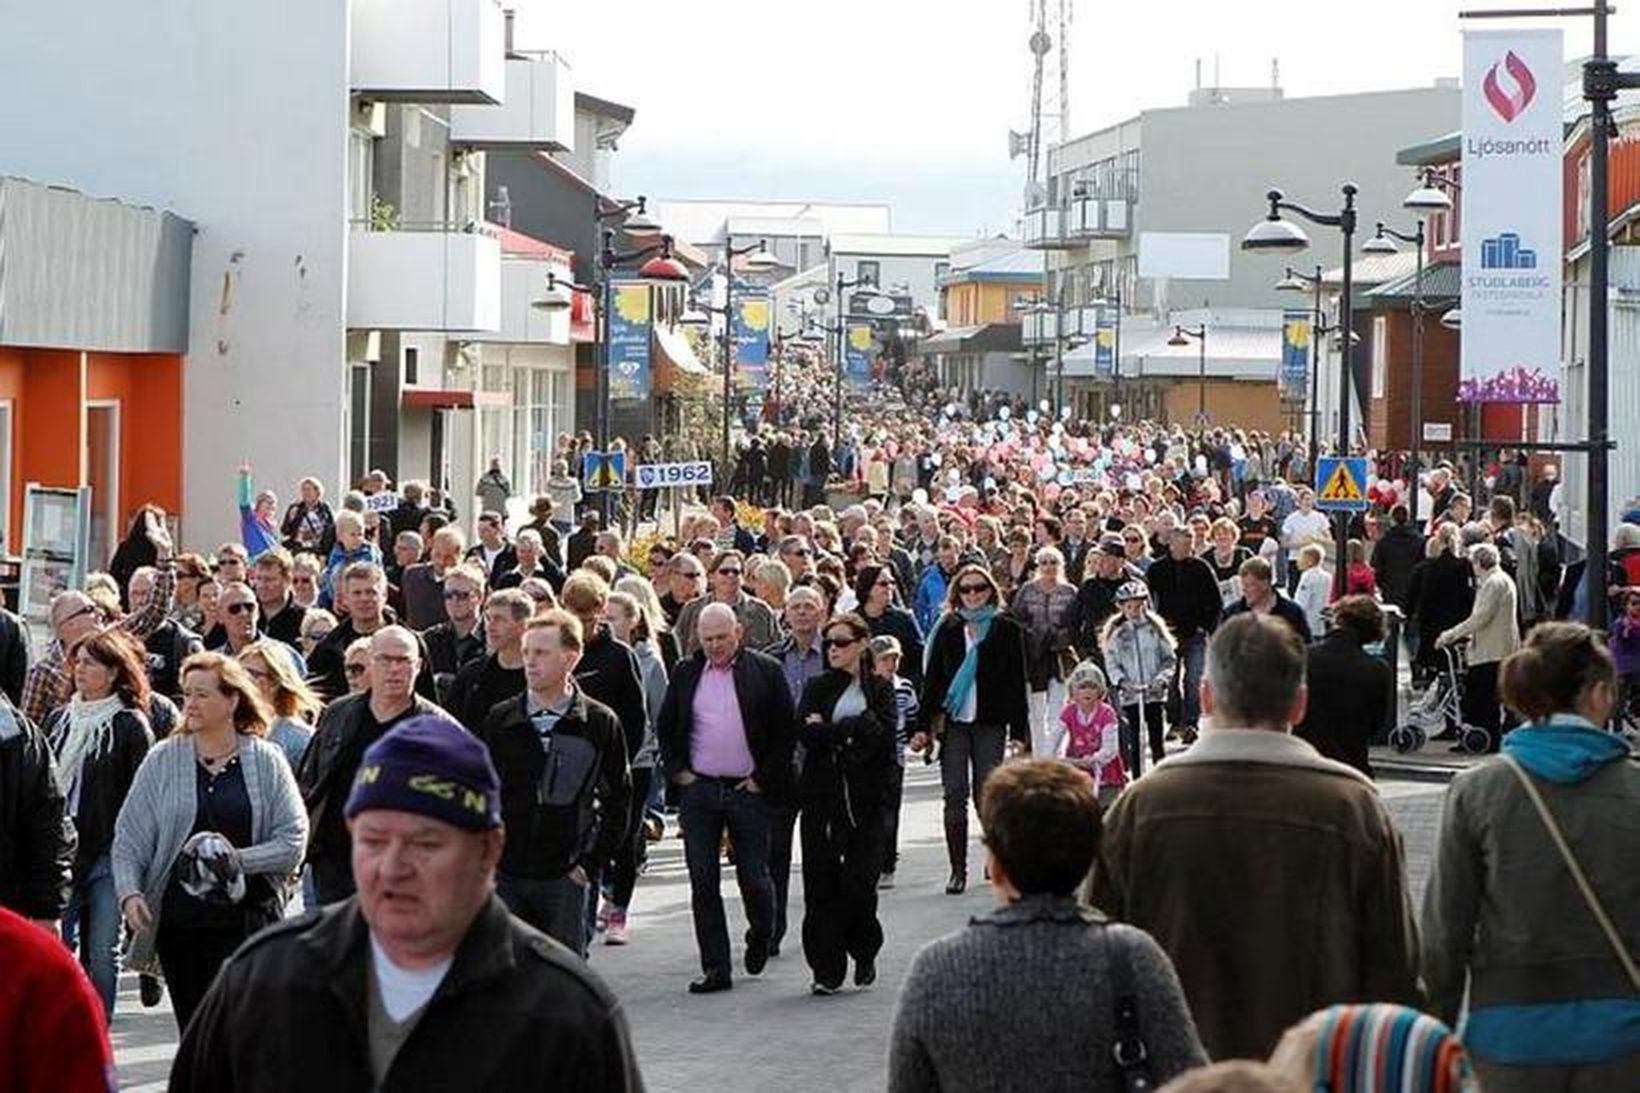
[171,716,644,1093]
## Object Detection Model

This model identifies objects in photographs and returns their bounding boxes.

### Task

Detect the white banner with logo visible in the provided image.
[1461,29,1563,404]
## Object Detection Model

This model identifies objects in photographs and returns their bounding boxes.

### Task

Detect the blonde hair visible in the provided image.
[334,509,365,536]
[238,640,322,723]
[1297,543,1326,569]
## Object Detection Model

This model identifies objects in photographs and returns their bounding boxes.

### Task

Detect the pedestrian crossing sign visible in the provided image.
[1315,456,1369,511]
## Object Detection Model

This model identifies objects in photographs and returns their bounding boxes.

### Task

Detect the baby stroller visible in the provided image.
[1389,641,1493,755]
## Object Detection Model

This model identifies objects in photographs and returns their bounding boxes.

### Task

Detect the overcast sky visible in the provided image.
[516,2,1638,236]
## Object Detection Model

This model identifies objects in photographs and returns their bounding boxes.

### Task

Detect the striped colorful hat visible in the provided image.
[1310,1004,1474,1093]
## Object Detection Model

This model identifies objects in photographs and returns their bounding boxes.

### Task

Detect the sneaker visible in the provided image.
[811,980,842,996]
[854,957,877,988]
[605,911,629,946]
[878,872,896,890]
[643,816,665,842]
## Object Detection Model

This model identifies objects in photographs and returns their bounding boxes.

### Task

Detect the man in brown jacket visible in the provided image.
[1087,613,1420,1060]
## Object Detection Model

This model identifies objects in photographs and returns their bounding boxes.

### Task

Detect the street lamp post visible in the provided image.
[1276,265,1325,472]
[832,271,876,444]
[1245,184,1359,600]
[1168,323,1208,425]
[713,241,780,475]
[1363,218,1431,522]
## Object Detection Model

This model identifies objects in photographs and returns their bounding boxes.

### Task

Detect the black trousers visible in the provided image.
[1118,701,1167,777]
[800,798,885,988]
[156,920,262,1033]
[1463,660,1503,751]
[608,766,654,909]
[767,800,800,947]
[881,765,906,875]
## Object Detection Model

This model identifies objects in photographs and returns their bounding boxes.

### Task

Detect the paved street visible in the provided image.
[112,763,1449,1091]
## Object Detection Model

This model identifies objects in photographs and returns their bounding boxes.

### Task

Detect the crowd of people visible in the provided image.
[0,371,1636,1091]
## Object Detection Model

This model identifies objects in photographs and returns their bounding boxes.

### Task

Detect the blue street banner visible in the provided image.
[733,291,771,392]
[844,322,873,388]
[1094,313,1115,378]
[607,279,651,401]
[583,450,627,492]
[1280,309,1311,401]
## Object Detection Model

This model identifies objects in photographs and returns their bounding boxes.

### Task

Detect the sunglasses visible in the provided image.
[57,604,99,626]
[344,663,367,677]
[785,547,812,557]
[222,602,256,616]
[874,578,896,587]
[716,568,743,577]
[958,584,991,595]
[825,634,861,648]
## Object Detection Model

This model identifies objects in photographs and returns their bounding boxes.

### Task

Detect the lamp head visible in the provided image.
[1361,228,1400,256]
[1167,327,1190,348]
[1241,194,1310,253]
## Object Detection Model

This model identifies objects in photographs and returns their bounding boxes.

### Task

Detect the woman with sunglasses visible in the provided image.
[854,563,923,689]
[796,613,897,994]
[914,564,1029,894]
[46,629,156,1018]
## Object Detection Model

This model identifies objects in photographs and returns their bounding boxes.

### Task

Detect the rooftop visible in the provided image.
[828,232,968,257]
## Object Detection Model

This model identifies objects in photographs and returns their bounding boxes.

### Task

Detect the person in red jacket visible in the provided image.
[0,906,115,1092]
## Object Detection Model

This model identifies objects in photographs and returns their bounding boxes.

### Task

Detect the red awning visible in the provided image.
[401,389,508,410]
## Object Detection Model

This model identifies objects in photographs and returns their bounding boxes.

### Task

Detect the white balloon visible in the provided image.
[944,486,963,502]
[998,406,1012,420]
[911,488,929,505]
[1060,405,1073,420]
[929,453,944,468]
[1038,399,1051,413]
[1027,410,1040,426]
[1051,422,1065,435]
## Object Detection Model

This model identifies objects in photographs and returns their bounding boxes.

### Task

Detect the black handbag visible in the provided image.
[1100,925,1155,1092]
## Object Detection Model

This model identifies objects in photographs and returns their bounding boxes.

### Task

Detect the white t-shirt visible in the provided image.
[1282,509,1331,549]
[370,937,453,1022]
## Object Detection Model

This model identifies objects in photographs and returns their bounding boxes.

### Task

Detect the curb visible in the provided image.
[1374,760,1461,784]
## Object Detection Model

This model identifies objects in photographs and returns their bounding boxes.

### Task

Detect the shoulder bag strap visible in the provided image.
[1099,924,1154,1092]
[1500,755,1640,990]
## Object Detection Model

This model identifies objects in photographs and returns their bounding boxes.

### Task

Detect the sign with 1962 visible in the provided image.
[634,462,714,490]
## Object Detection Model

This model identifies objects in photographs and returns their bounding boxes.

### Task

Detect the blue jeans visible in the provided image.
[1177,633,1207,729]
[62,853,119,1018]
[497,872,590,957]
[678,777,774,979]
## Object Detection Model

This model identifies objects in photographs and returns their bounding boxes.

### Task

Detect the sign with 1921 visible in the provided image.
[634,462,714,490]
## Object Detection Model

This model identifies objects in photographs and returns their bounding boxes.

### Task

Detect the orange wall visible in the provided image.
[946,282,1034,326]
[0,347,183,554]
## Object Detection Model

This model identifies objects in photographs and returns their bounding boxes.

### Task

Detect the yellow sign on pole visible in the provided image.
[1315,456,1368,510]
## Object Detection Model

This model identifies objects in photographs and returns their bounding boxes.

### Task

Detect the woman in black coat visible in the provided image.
[1408,525,1475,686]
[913,564,1030,894]
[796,613,897,995]
[854,564,924,688]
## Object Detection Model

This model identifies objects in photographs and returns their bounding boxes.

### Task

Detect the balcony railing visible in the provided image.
[350,0,506,105]
[449,51,574,151]
[347,223,501,332]
[1066,195,1133,239]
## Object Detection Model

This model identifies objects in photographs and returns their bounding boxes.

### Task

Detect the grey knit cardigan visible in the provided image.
[887,894,1208,1092]
[112,733,308,971]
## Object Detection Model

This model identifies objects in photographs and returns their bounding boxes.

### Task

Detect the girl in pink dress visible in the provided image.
[1058,660,1128,806]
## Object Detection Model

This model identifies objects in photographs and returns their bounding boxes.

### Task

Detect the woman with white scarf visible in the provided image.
[46,629,156,1018]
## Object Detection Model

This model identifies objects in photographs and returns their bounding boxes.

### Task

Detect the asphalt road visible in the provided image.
[112,764,1449,1092]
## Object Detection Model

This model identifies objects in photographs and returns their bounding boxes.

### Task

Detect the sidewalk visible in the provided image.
[1372,742,1487,784]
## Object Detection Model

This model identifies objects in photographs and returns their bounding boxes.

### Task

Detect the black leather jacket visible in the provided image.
[170,896,643,1093]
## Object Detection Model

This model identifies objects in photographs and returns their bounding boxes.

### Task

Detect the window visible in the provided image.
[1371,316,1388,399]
[934,261,950,286]
[348,129,375,224]
[856,260,879,286]
[403,346,419,386]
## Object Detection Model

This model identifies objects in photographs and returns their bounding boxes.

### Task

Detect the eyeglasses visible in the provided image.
[716,568,743,577]
[344,663,367,677]
[958,584,991,595]
[56,604,99,627]
[222,602,256,616]
[785,548,812,558]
